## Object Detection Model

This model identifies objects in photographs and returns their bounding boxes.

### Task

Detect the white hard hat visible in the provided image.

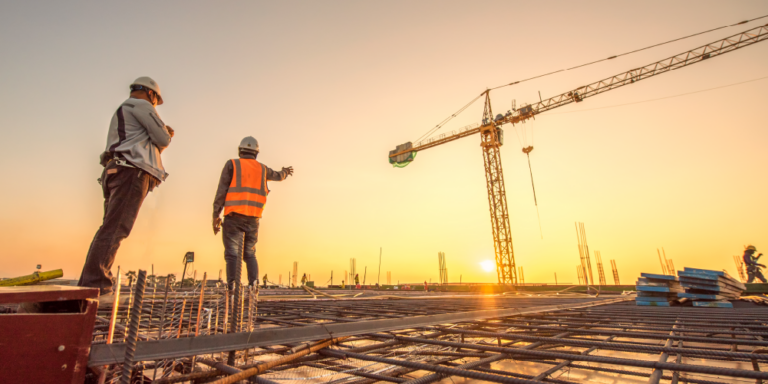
[130,76,163,105]
[239,136,259,153]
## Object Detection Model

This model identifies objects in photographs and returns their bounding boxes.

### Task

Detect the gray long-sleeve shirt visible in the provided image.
[212,153,289,219]
[105,98,172,181]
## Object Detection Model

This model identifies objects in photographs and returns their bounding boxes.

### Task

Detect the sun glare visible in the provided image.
[480,260,494,272]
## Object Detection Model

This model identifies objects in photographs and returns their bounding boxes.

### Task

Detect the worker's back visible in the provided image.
[745,251,755,266]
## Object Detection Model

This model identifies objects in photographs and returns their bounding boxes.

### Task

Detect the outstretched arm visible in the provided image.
[265,166,293,181]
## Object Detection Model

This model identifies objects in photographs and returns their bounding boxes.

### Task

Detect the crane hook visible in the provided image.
[522,146,543,239]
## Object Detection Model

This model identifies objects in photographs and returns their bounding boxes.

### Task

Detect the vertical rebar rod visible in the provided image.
[158,276,171,340]
[575,222,589,286]
[177,299,186,338]
[106,267,122,343]
[239,285,245,333]
[227,259,242,365]
[97,266,122,384]
[149,265,156,338]
[189,272,207,373]
[153,275,170,382]
[160,300,181,377]
[581,223,594,286]
[247,287,254,332]
[120,269,147,384]
[187,288,196,337]
[214,295,220,335]
[123,275,133,340]
[223,289,229,335]
[196,273,207,336]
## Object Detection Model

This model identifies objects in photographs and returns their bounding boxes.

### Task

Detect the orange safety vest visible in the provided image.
[224,159,269,218]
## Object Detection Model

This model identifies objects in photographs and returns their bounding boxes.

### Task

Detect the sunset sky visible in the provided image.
[1,1,766,286]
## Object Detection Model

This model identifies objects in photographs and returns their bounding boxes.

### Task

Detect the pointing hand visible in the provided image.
[282,166,294,177]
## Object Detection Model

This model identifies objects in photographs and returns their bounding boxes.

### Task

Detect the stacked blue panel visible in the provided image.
[677,268,745,308]
[635,273,683,306]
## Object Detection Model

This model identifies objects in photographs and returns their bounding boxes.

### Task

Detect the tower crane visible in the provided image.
[388,24,768,285]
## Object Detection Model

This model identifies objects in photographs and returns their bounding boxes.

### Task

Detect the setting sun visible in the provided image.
[480,260,495,272]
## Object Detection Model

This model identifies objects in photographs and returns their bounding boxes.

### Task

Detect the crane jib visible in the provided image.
[386,23,768,285]
[388,23,768,159]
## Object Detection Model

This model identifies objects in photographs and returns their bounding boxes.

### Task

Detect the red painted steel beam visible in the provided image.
[0,286,99,384]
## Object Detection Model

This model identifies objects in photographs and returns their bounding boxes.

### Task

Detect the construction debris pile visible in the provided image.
[678,267,745,308]
[635,273,683,306]
[636,267,745,307]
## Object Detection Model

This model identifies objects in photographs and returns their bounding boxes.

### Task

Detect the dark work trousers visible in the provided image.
[78,161,157,294]
[222,213,260,288]
[747,267,767,283]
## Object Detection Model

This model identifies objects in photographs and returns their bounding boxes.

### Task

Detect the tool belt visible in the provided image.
[99,151,135,168]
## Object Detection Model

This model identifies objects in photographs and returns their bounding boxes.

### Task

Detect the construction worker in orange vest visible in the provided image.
[212,136,293,291]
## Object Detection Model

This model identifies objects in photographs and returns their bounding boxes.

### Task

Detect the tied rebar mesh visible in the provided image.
[120,269,147,384]
[88,289,768,384]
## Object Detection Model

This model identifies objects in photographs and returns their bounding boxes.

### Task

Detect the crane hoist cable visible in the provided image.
[522,146,543,240]
[514,119,544,239]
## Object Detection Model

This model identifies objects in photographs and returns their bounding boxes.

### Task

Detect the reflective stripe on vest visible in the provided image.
[224,159,269,217]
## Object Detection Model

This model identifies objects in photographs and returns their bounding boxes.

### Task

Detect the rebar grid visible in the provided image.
[89,291,768,384]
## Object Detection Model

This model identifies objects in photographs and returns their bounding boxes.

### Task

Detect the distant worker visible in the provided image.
[262,274,268,289]
[212,136,294,291]
[744,245,766,283]
[301,273,308,286]
[78,77,173,305]
[341,280,345,289]
[354,273,360,289]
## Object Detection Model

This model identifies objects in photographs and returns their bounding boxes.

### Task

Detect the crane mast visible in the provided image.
[480,92,517,284]
[389,23,768,285]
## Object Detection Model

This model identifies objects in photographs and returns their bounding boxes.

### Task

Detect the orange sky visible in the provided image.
[0,1,766,285]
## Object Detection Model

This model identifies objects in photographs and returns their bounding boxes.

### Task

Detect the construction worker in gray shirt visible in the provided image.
[78,77,174,305]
